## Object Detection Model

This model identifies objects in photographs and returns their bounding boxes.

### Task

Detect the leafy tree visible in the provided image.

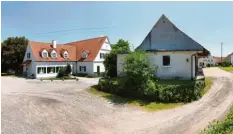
[1,36,29,73]
[104,39,131,77]
[123,50,157,95]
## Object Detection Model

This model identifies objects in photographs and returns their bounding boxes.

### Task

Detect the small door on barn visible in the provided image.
[97,66,100,74]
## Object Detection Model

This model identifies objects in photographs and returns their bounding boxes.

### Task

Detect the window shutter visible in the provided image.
[79,66,81,71]
[84,66,86,72]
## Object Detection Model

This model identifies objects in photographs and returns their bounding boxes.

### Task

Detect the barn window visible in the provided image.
[163,55,170,66]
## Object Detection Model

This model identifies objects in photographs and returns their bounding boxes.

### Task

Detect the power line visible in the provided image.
[35,26,115,35]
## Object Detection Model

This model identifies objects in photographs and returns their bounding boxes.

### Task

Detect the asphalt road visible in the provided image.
[2,67,233,134]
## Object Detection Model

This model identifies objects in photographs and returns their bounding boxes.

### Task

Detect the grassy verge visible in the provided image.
[202,105,233,134]
[219,67,233,73]
[201,77,212,96]
[1,73,24,77]
[88,85,183,112]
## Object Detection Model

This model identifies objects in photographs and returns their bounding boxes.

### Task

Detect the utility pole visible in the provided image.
[221,42,223,63]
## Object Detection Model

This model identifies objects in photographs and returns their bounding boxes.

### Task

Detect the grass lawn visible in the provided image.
[202,105,233,134]
[88,86,183,112]
[219,67,233,73]
[201,77,212,96]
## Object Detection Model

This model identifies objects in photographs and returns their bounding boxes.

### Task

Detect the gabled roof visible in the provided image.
[65,36,107,61]
[136,14,210,54]
[29,41,76,61]
[28,36,108,62]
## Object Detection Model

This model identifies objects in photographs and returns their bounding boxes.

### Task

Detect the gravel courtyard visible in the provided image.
[2,67,233,134]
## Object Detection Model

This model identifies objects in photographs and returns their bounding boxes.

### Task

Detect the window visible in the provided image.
[79,66,86,72]
[37,67,46,74]
[42,52,48,58]
[100,53,105,59]
[51,51,57,59]
[27,53,30,59]
[163,55,170,66]
[82,52,88,59]
[63,51,69,59]
[47,67,55,74]
[56,66,61,73]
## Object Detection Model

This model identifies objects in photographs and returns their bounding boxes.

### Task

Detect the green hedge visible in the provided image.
[98,78,205,103]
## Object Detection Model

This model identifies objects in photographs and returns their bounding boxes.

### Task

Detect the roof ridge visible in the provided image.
[64,36,106,45]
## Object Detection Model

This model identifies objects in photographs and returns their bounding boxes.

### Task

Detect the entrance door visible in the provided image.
[97,66,100,74]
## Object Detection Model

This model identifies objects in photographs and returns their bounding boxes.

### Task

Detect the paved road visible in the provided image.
[2,67,233,134]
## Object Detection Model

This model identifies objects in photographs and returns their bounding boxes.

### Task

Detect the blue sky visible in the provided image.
[1,1,233,56]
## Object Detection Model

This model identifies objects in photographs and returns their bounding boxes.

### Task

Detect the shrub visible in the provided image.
[222,61,232,67]
[104,52,117,77]
[123,50,157,95]
[57,67,66,78]
[98,78,205,103]
[73,73,88,77]
[66,64,72,74]
[57,64,72,78]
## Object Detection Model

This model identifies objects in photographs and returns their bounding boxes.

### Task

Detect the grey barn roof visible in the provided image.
[136,14,209,54]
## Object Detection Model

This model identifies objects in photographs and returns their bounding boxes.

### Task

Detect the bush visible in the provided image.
[57,64,72,78]
[57,67,66,78]
[73,73,88,77]
[202,106,233,134]
[222,61,232,67]
[98,78,205,103]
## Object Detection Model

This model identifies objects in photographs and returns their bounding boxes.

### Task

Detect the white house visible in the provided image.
[117,14,209,80]
[22,36,111,79]
[198,55,216,68]
[224,52,233,65]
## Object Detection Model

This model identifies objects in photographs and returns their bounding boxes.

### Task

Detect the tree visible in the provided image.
[1,37,29,73]
[104,39,131,77]
[123,50,157,95]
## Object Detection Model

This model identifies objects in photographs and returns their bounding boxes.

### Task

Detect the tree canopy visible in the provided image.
[1,36,29,73]
[104,39,131,77]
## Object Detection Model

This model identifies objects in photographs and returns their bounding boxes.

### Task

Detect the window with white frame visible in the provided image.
[41,50,48,58]
[27,53,30,59]
[37,67,46,74]
[63,51,69,59]
[82,51,88,59]
[47,67,55,74]
[163,55,170,67]
[100,53,105,59]
[51,50,57,59]
[79,66,86,72]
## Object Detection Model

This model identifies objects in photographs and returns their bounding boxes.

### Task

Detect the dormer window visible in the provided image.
[41,49,48,58]
[51,50,57,59]
[82,51,88,59]
[63,51,69,59]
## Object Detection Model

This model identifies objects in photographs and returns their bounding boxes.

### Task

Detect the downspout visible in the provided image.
[191,54,196,80]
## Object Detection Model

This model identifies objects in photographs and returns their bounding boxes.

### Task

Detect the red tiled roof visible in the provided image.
[29,36,107,62]
[214,57,225,64]
[29,41,76,61]
[65,36,107,61]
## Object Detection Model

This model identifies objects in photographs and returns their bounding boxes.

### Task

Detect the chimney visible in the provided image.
[52,40,56,48]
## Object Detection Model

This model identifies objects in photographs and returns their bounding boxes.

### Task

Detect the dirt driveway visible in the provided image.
[2,67,233,134]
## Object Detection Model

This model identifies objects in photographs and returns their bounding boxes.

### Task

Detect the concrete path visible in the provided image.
[1,67,233,134]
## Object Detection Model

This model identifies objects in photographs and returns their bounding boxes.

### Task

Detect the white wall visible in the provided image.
[117,51,197,79]
[77,62,94,74]
[94,38,111,62]
[198,56,216,68]
[231,55,233,65]
[93,62,105,73]
[31,62,75,78]
[23,44,36,62]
